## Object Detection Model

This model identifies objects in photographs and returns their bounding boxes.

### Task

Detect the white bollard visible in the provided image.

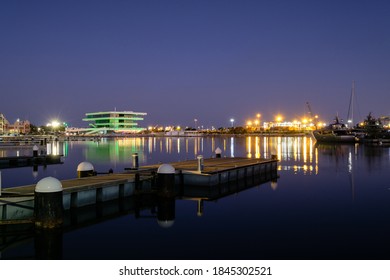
[77,161,95,178]
[33,145,39,157]
[157,164,175,196]
[34,177,64,229]
[215,147,222,158]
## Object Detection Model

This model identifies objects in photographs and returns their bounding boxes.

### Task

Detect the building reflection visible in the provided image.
[61,135,364,178]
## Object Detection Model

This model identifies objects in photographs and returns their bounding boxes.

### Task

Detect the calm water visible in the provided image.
[1,136,390,260]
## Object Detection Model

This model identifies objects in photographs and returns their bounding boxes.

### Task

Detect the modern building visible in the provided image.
[82,110,147,134]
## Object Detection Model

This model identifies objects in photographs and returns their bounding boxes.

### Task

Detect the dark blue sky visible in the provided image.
[1,0,389,128]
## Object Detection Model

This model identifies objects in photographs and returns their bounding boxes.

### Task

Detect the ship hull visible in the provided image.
[312,130,357,143]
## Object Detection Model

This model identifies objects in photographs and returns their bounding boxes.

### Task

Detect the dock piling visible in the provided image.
[197,155,204,172]
[157,164,175,195]
[215,147,222,158]
[34,177,64,229]
[33,145,39,157]
[77,161,95,178]
[132,153,139,170]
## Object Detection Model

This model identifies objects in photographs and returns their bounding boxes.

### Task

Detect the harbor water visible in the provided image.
[1,135,390,260]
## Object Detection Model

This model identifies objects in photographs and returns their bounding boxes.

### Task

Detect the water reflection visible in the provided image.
[79,136,321,166]
[1,136,389,189]
[243,136,318,175]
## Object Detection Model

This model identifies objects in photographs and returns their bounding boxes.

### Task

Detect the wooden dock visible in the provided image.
[142,157,278,186]
[0,155,63,169]
[143,157,275,173]
[0,157,278,221]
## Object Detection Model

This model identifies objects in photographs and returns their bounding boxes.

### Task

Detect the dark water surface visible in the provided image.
[1,136,390,260]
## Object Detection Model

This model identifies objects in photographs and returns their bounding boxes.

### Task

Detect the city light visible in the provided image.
[47,120,60,128]
[275,115,283,122]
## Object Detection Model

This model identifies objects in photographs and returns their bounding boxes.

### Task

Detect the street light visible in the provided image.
[256,113,261,130]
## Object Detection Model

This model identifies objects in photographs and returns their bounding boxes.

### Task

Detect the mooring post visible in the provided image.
[132,153,139,170]
[34,177,64,229]
[33,145,39,157]
[215,147,222,158]
[197,155,204,172]
[157,164,175,195]
[77,161,95,178]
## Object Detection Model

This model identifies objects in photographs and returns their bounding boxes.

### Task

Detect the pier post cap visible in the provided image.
[157,164,175,174]
[77,161,94,172]
[35,176,63,193]
[33,145,39,151]
[215,147,222,154]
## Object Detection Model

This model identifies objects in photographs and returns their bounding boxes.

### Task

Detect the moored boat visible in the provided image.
[312,116,357,143]
[355,113,390,144]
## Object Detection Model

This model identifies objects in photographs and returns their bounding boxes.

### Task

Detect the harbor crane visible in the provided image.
[306,101,314,119]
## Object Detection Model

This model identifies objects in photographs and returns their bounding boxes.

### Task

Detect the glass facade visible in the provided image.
[82,111,147,134]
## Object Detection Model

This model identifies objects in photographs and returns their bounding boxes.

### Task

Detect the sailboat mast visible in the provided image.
[347,80,355,126]
[351,80,355,125]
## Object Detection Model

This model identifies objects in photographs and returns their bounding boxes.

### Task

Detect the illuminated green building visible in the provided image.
[82,110,147,134]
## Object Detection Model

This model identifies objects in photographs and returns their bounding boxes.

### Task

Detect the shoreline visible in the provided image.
[0,132,313,147]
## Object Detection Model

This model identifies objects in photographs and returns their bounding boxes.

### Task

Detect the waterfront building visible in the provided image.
[0,113,7,135]
[0,114,31,135]
[82,110,147,134]
[6,119,31,135]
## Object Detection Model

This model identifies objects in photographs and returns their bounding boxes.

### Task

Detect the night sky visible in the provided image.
[1,0,389,128]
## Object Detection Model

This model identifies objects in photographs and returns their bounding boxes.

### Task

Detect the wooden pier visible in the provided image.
[0,155,63,169]
[0,157,278,221]
[143,157,278,186]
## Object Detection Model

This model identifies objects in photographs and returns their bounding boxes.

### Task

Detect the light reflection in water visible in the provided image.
[46,141,61,156]
[71,136,323,176]
[177,138,180,154]
[1,135,374,190]
[230,137,234,157]
[246,136,251,158]
[62,136,363,177]
[0,136,331,177]
[243,136,319,175]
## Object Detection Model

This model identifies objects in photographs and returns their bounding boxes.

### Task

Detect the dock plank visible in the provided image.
[140,157,276,174]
